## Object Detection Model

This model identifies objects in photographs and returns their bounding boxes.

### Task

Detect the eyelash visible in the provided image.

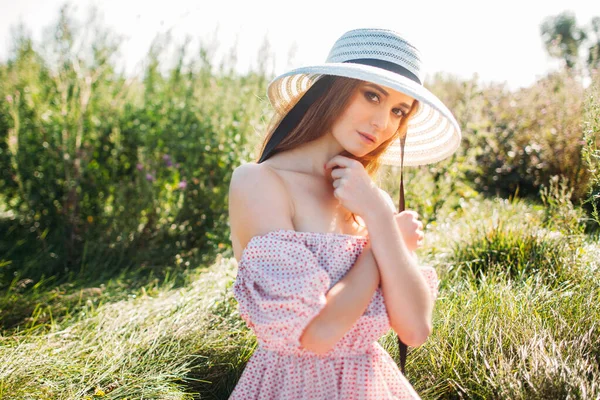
[365,91,406,118]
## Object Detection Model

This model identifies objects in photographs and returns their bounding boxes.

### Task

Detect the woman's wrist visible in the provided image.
[362,205,395,227]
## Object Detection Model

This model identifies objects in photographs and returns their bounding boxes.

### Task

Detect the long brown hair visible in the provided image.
[256,75,420,225]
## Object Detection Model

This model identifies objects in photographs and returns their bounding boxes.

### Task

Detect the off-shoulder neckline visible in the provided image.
[237,229,368,265]
[251,228,369,242]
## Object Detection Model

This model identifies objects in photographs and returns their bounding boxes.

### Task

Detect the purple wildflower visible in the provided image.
[163,154,172,167]
[136,163,143,171]
[145,173,155,182]
[178,180,187,189]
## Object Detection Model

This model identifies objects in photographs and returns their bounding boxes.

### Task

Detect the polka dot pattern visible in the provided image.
[230,229,439,399]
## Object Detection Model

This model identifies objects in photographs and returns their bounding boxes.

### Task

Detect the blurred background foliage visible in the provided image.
[0,5,270,293]
[0,5,598,296]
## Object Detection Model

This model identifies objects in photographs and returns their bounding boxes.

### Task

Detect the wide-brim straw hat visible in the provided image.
[265,28,462,166]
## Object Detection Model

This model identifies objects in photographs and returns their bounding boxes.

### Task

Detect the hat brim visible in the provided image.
[267,62,462,166]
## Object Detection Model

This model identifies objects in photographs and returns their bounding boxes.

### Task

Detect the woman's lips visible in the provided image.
[358,131,375,143]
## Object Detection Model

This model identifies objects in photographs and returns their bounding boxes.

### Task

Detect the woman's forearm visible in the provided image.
[363,207,434,347]
[299,241,380,354]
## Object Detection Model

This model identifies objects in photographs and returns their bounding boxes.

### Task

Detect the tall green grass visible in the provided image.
[0,255,250,399]
[1,197,598,399]
[582,70,600,227]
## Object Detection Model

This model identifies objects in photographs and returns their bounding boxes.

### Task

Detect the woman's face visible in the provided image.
[330,82,415,155]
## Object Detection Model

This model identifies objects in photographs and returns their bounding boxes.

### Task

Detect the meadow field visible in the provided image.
[1,7,599,400]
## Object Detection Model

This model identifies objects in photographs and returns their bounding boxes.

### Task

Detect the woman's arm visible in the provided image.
[362,207,434,348]
[299,240,380,354]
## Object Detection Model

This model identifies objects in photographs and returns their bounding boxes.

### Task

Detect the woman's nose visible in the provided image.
[371,109,389,131]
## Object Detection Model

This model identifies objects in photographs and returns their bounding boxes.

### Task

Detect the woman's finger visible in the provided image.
[330,168,346,179]
[325,155,358,170]
[333,187,342,199]
[401,210,419,217]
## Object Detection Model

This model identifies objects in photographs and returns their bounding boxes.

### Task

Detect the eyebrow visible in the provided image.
[364,83,412,111]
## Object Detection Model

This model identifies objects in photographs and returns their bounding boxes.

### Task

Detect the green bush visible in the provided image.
[0,7,268,288]
[426,72,593,203]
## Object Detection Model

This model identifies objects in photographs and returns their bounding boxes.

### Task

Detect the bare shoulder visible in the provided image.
[228,162,295,255]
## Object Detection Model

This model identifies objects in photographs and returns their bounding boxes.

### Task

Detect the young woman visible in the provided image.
[228,28,461,399]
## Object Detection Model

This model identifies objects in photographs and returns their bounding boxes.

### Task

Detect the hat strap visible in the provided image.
[258,75,335,163]
[398,134,406,213]
[397,131,408,375]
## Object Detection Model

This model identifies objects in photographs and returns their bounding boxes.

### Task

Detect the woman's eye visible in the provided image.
[392,108,406,118]
[365,91,380,103]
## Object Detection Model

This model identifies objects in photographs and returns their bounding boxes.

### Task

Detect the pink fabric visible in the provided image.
[230,229,439,400]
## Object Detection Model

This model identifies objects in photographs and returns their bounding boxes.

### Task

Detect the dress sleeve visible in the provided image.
[233,235,331,351]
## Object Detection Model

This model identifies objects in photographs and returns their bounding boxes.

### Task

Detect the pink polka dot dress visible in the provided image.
[229,229,439,400]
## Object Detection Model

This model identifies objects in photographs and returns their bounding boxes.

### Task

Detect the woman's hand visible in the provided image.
[324,155,388,219]
[394,210,424,252]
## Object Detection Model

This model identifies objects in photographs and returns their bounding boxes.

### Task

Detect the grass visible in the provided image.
[410,262,600,399]
[0,254,249,399]
[390,197,600,399]
[1,196,599,399]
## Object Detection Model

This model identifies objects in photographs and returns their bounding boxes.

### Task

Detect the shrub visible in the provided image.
[426,71,593,203]
[0,6,268,288]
